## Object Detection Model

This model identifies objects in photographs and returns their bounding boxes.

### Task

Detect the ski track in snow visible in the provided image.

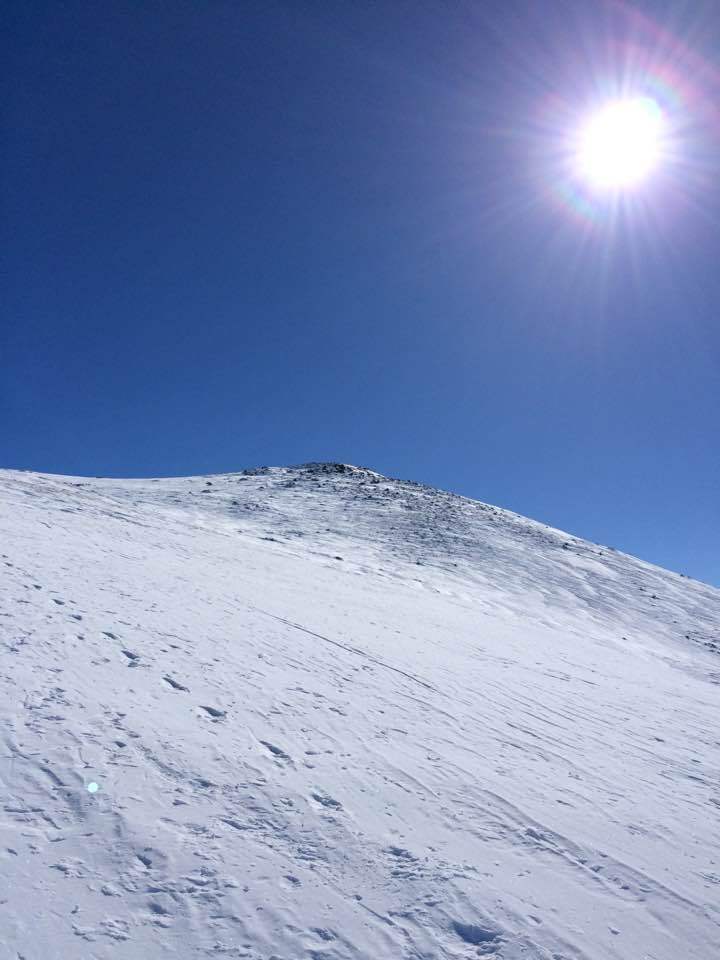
[0,462,719,960]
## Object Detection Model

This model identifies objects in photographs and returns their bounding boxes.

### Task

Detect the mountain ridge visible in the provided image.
[1,464,719,959]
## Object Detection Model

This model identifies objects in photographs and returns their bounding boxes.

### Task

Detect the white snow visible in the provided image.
[1,462,718,960]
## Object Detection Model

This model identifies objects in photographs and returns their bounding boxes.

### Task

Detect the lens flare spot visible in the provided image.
[87,781,99,794]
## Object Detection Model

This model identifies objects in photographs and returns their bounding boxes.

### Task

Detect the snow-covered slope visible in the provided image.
[1,463,718,960]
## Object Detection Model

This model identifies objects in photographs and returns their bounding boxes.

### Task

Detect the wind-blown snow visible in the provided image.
[1,463,718,960]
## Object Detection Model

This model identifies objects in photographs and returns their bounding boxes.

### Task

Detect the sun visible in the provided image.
[574,97,665,190]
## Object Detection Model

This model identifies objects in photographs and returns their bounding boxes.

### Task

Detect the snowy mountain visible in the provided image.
[1,462,719,960]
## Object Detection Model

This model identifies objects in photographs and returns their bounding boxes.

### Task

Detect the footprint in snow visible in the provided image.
[148,900,172,916]
[386,846,417,861]
[452,920,501,949]
[311,791,342,810]
[135,848,167,871]
[259,740,291,762]
[198,705,226,721]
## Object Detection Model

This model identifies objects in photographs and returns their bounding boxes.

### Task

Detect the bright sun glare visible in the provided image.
[575,97,664,190]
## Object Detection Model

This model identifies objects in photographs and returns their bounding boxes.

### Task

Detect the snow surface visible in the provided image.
[1,462,719,960]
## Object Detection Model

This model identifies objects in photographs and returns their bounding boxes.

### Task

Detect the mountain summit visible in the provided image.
[1,464,718,959]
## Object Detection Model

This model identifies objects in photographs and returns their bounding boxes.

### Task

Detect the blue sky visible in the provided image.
[2,1,719,586]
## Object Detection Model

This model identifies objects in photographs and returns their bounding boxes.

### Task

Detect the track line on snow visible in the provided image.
[250,605,439,693]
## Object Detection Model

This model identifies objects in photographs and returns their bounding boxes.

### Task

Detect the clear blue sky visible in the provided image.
[2,1,719,586]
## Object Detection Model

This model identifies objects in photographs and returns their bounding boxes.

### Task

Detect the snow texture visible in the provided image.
[1,462,719,960]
